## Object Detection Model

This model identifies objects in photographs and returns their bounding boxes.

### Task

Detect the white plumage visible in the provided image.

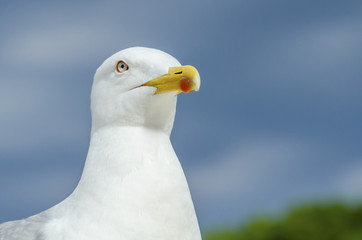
[0,47,202,240]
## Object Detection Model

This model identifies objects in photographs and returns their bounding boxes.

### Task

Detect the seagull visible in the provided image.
[0,47,202,240]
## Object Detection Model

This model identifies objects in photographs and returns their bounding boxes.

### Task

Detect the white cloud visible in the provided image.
[0,75,90,153]
[188,137,307,202]
[290,22,361,63]
[1,26,108,69]
[185,136,314,227]
[187,135,362,227]
[258,16,362,85]
[334,158,362,198]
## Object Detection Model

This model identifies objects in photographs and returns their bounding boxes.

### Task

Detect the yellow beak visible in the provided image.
[142,65,200,95]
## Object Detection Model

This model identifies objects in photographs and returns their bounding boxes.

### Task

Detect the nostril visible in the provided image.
[174,71,183,74]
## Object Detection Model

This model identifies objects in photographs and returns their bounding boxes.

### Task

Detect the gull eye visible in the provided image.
[116,60,129,73]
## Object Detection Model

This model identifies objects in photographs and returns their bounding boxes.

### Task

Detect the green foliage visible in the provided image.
[204,202,362,240]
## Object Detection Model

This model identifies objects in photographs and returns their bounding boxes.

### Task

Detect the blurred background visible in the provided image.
[1,0,362,238]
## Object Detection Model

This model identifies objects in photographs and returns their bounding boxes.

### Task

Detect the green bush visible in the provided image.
[204,202,362,240]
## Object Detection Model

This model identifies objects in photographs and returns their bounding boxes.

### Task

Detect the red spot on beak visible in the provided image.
[180,78,192,93]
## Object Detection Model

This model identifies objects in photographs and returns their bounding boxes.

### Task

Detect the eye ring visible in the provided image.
[116,60,129,73]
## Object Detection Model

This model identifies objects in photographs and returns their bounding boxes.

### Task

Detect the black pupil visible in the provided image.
[121,64,125,69]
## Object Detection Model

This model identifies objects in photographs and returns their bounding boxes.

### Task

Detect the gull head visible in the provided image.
[90,47,200,134]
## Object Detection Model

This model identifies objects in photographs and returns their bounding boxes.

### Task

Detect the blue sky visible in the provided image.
[1,0,362,232]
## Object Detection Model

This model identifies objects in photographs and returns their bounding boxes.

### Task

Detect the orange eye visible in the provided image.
[116,60,129,73]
